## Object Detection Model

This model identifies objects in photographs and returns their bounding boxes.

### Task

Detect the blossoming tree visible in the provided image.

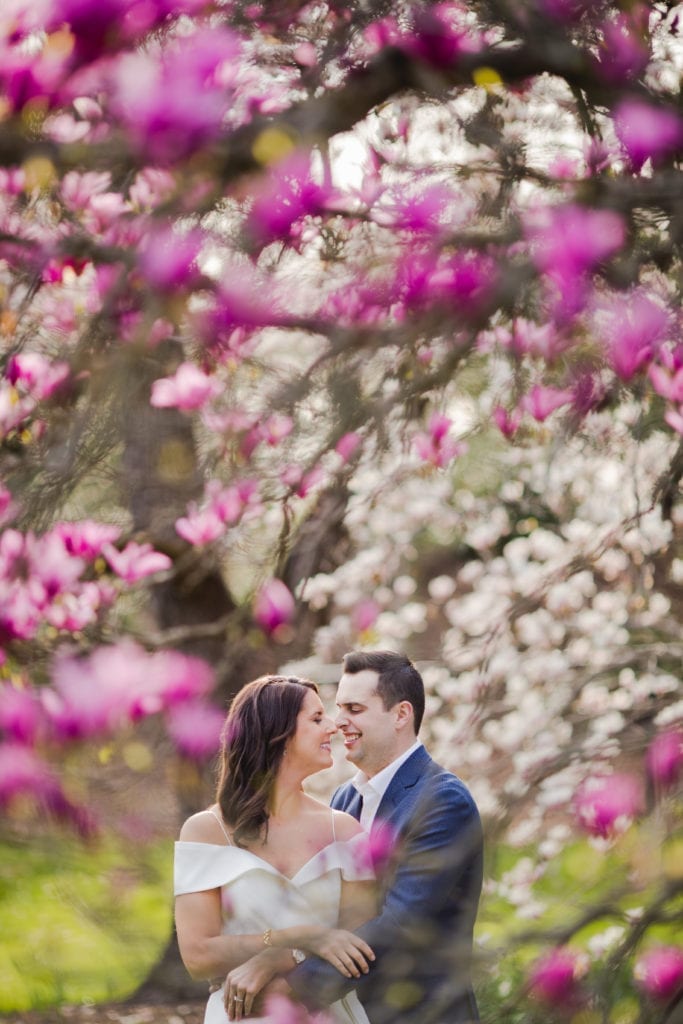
[0,0,682,1015]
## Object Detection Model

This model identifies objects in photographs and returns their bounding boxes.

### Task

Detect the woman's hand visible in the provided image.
[224,948,286,1020]
[303,928,375,979]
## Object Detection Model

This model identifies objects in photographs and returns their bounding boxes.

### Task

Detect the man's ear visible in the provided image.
[394,700,414,732]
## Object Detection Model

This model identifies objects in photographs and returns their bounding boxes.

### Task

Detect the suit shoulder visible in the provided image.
[424,765,480,816]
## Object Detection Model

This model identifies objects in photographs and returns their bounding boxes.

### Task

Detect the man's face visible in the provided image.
[335,669,401,777]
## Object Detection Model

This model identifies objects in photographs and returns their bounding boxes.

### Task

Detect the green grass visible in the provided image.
[0,832,173,1012]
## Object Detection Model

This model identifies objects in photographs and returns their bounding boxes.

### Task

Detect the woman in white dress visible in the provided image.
[174,675,377,1024]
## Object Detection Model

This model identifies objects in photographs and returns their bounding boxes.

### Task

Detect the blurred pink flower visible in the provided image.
[596,15,649,83]
[254,579,295,634]
[528,204,625,277]
[528,948,586,1006]
[614,99,683,172]
[352,599,380,634]
[151,362,220,411]
[336,433,362,462]
[649,362,683,404]
[521,385,574,422]
[413,413,466,468]
[0,683,45,744]
[635,947,683,1002]
[7,352,70,400]
[46,641,214,738]
[596,290,670,381]
[54,520,121,559]
[61,171,112,211]
[492,406,521,438]
[0,742,56,805]
[176,506,226,546]
[129,168,176,210]
[103,541,171,582]
[352,821,397,874]
[280,464,325,498]
[113,28,241,163]
[406,3,482,67]
[372,182,457,234]
[574,772,644,838]
[646,729,682,791]
[246,150,332,247]
[139,225,205,292]
[166,700,225,760]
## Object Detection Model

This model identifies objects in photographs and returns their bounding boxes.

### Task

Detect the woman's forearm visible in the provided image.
[181,932,291,980]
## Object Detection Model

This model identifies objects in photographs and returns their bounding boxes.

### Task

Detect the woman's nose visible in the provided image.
[326,719,338,734]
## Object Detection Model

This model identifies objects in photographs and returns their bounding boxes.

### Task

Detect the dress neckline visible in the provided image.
[178,836,349,884]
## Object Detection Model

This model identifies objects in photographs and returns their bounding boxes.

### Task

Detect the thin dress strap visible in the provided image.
[206,808,233,845]
[331,809,337,843]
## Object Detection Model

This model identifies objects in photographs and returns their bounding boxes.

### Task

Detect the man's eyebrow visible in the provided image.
[336,699,366,707]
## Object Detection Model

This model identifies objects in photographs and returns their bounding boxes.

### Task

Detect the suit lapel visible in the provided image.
[374,745,431,823]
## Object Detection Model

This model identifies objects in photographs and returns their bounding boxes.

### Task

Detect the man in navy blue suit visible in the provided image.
[288,650,483,1024]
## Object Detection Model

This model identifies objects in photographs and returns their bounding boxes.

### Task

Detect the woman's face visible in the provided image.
[285,688,337,775]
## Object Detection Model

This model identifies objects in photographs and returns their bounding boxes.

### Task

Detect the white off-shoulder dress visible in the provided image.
[174,814,373,1024]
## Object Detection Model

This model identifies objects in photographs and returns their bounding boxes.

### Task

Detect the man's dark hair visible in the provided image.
[342,650,425,733]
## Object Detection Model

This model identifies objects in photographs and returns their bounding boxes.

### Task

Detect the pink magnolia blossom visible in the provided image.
[54,520,121,559]
[0,683,45,744]
[44,581,111,631]
[413,413,466,468]
[372,182,457,234]
[254,579,296,634]
[151,362,220,411]
[635,947,683,1002]
[528,948,586,1006]
[46,641,214,738]
[352,599,380,634]
[596,15,649,83]
[61,171,112,211]
[528,205,625,275]
[492,406,522,438]
[406,3,482,67]
[176,506,226,546]
[102,541,171,582]
[352,821,397,873]
[574,772,644,838]
[614,99,683,172]
[165,700,225,760]
[649,363,683,404]
[335,433,362,462]
[138,225,205,292]
[646,729,682,791]
[129,168,176,210]
[7,352,70,400]
[520,385,574,422]
[280,464,325,498]
[596,290,670,381]
[0,742,56,805]
[113,27,241,163]
[246,150,332,247]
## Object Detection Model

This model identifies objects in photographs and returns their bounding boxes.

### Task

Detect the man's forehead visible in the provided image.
[336,669,380,703]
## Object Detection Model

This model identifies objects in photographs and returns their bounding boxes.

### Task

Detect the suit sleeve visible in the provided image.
[289,778,483,1008]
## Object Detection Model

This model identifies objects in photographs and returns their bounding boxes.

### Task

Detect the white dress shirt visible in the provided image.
[352,740,423,830]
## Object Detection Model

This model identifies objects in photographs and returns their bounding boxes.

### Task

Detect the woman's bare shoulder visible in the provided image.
[332,809,364,841]
[179,805,230,844]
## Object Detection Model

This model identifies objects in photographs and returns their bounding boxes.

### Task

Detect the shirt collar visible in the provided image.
[352,740,423,802]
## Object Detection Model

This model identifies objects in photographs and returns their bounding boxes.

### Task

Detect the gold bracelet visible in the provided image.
[262,928,272,947]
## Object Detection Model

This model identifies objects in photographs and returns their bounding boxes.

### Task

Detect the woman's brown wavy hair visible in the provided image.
[216,674,318,848]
